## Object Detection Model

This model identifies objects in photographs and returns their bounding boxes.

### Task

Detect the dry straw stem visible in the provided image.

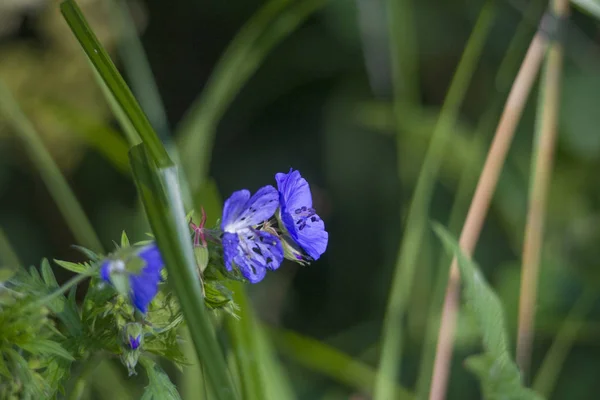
[516,0,570,377]
[428,33,548,400]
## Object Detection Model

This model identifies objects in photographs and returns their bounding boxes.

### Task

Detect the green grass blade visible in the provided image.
[177,0,328,190]
[60,0,170,167]
[373,3,496,399]
[129,144,236,400]
[0,80,103,253]
[224,283,295,400]
[48,101,131,174]
[433,223,544,400]
[107,0,172,143]
[385,0,420,105]
[532,287,597,397]
[270,327,413,399]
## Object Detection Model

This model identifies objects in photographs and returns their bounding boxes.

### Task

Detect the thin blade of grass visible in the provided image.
[177,0,328,190]
[0,80,103,253]
[106,0,172,144]
[129,144,236,400]
[60,0,169,167]
[532,287,597,397]
[373,3,496,399]
[270,327,413,399]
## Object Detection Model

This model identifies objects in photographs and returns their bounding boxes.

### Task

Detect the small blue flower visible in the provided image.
[276,169,328,261]
[100,243,164,313]
[221,186,283,283]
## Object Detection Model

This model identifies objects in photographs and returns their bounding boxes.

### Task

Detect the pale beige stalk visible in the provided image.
[516,0,570,376]
[429,33,548,400]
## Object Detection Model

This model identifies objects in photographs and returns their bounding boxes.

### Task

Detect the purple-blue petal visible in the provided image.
[275,169,313,212]
[100,260,111,283]
[130,244,164,313]
[276,169,328,260]
[137,244,164,274]
[221,190,251,231]
[222,232,240,272]
[222,186,279,232]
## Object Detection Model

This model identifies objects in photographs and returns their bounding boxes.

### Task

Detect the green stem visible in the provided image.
[0,80,103,253]
[373,3,496,399]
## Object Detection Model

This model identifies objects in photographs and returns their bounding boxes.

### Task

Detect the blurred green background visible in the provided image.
[1,0,600,398]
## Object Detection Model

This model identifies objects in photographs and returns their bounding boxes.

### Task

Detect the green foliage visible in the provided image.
[0,264,74,398]
[433,223,544,400]
[140,358,183,400]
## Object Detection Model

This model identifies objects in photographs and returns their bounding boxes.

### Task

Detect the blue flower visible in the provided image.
[100,243,164,313]
[221,186,283,283]
[276,169,328,261]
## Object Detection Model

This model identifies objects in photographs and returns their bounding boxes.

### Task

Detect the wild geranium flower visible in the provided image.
[276,169,328,262]
[221,186,283,283]
[100,243,164,313]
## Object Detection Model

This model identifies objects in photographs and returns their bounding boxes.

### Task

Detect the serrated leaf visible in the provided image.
[20,340,75,361]
[121,231,131,248]
[432,223,544,400]
[140,358,183,400]
[71,245,101,262]
[41,259,59,288]
[54,259,91,274]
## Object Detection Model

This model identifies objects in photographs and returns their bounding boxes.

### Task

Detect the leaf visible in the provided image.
[71,245,101,262]
[121,231,131,248]
[54,259,91,274]
[140,358,183,400]
[41,259,59,288]
[20,340,75,361]
[570,0,600,21]
[432,223,544,400]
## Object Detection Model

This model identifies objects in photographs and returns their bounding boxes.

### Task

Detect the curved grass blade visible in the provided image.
[107,0,172,144]
[60,0,169,167]
[130,144,236,400]
[177,0,328,190]
[270,327,413,399]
